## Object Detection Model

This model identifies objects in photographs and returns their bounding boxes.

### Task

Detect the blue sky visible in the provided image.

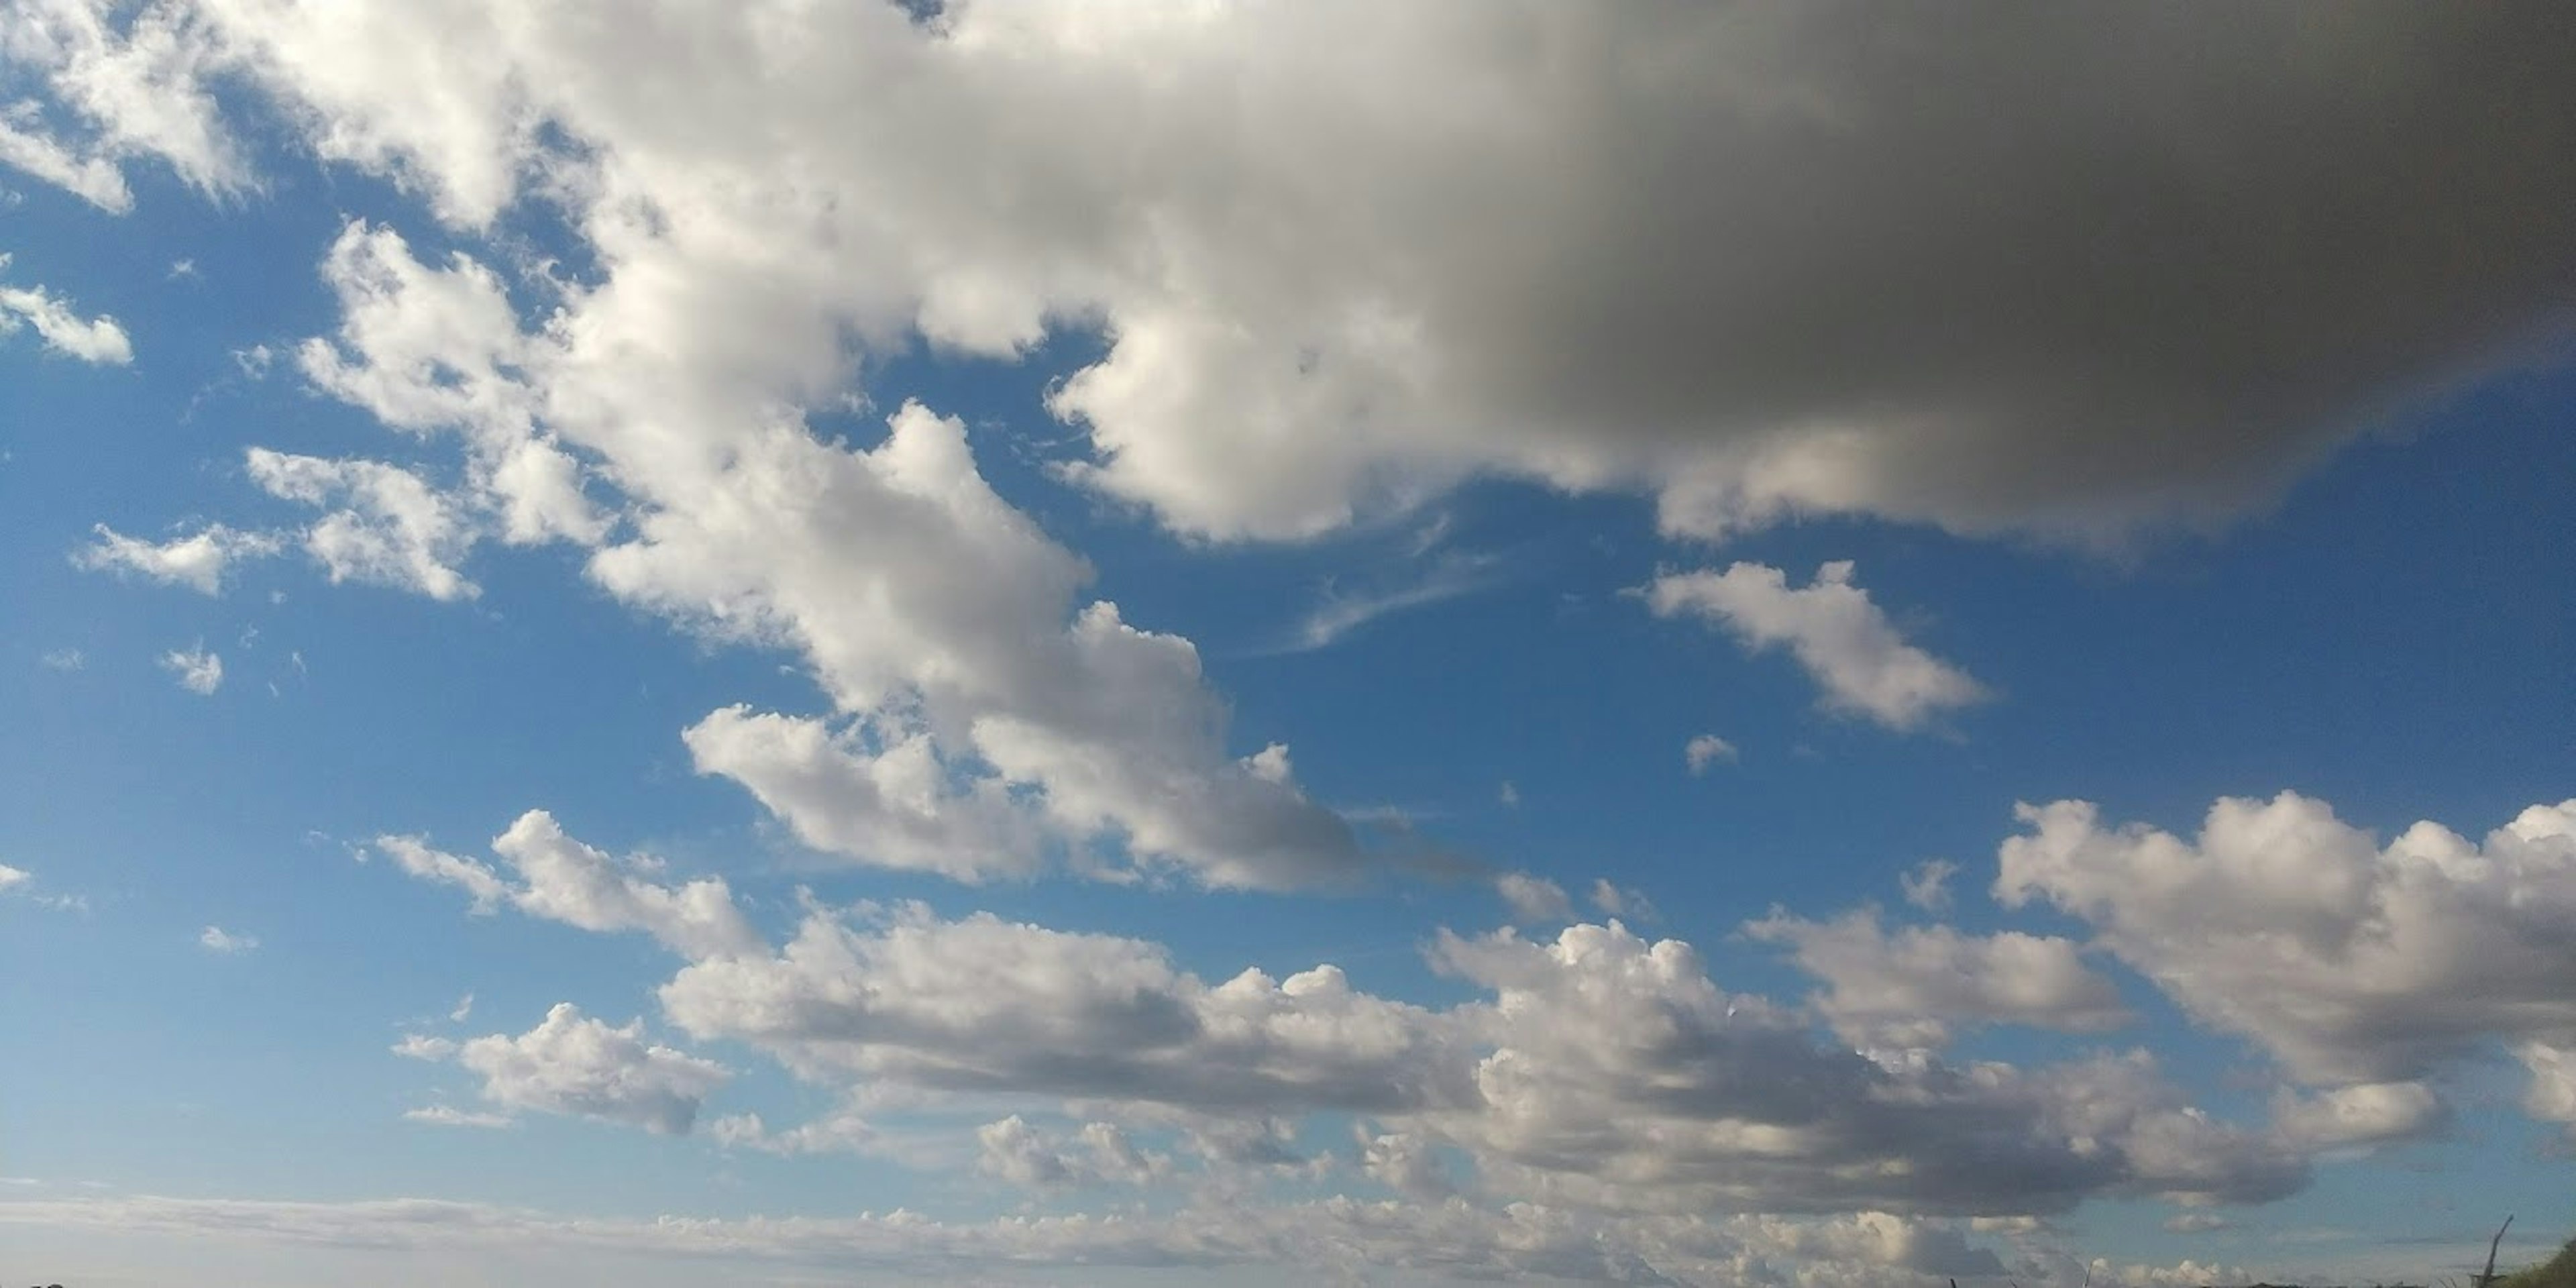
[3,4,2573,1286]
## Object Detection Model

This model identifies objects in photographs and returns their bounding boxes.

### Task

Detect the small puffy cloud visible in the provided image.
[1900,859,1960,912]
[974,1116,1170,1191]
[38,648,83,671]
[1748,909,2133,1049]
[246,449,479,600]
[449,993,474,1023]
[1646,562,1987,732]
[0,256,133,364]
[199,925,258,953]
[418,1003,730,1136]
[162,644,223,695]
[1684,733,1738,774]
[392,1034,458,1061]
[1495,872,1573,925]
[75,523,280,594]
[706,1108,877,1157]
[0,863,28,892]
[378,811,762,962]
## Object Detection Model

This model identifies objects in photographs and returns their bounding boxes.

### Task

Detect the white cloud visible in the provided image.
[1684,733,1738,773]
[974,1115,1168,1191]
[638,891,2306,1215]
[161,644,221,694]
[1647,562,1987,732]
[245,448,479,601]
[449,992,474,1023]
[1748,909,2133,1050]
[0,1187,2207,1288]
[392,1034,458,1061]
[74,523,279,594]
[2516,1041,2576,1136]
[409,1003,729,1136]
[0,254,132,363]
[0,113,132,211]
[37,647,83,671]
[199,924,257,953]
[2270,1081,2447,1150]
[378,811,763,962]
[706,1108,877,1158]
[1495,873,1574,925]
[0,0,250,209]
[17,4,2576,555]
[1586,879,1656,922]
[1899,859,1959,912]
[1996,794,2576,1093]
[402,1105,513,1130]
[0,863,28,892]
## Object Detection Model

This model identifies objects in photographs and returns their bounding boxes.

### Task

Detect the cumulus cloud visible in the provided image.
[161,643,221,694]
[1684,733,1739,774]
[1996,794,2576,1090]
[1648,562,1988,730]
[974,1116,1168,1191]
[377,811,763,961]
[0,863,29,892]
[198,924,256,953]
[637,890,2306,1216]
[407,1003,729,1136]
[74,523,279,594]
[55,1,2569,545]
[0,254,132,362]
[2270,1081,2448,1150]
[1747,910,2133,1049]
[253,218,1368,890]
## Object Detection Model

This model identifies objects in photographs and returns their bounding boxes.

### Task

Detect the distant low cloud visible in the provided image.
[1684,733,1738,773]
[199,925,258,953]
[1647,562,1986,732]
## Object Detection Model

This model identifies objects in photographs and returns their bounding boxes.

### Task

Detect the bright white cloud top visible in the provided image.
[1,3,2571,1287]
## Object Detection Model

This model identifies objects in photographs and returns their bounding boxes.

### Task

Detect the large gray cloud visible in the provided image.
[9,2,2569,547]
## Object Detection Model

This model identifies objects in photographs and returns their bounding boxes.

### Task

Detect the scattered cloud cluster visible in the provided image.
[396,812,2322,1220]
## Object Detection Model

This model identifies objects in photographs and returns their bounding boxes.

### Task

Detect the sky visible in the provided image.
[1,3,2573,1286]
